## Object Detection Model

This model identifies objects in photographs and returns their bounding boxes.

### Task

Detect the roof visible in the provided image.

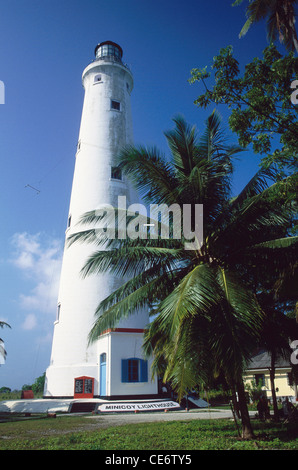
[246,350,291,370]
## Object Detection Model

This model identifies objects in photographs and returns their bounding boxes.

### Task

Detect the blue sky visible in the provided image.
[0,0,273,390]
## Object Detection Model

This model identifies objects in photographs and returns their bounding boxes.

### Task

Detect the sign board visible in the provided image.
[98,401,180,412]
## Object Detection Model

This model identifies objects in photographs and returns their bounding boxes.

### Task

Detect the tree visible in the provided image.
[189,44,298,173]
[256,295,297,421]
[32,373,46,395]
[21,384,33,391]
[69,112,297,439]
[233,0,298,53]
[0,321,11,362]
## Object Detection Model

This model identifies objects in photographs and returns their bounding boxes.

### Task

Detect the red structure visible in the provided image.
[21,390,34,399]
[74,376,94,398]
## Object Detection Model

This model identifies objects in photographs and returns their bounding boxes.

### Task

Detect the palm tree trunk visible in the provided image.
[236,379,254,439]
[231,385,241,419]
[291,365,298,399]
[269,352,279,421]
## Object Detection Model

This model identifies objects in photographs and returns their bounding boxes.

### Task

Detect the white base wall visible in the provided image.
[108,331,158,397]
[44,364,100,398]
[44,331,158,398]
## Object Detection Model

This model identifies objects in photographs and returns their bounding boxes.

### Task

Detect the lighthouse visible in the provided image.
[44,41,158,399]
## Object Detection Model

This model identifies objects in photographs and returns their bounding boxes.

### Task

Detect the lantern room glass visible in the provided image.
[96,43,122,60]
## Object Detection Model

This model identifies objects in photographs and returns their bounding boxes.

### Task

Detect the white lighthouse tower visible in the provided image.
[44,41,158,400]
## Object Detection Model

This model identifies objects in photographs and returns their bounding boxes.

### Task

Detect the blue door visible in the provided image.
[100,353,106,396]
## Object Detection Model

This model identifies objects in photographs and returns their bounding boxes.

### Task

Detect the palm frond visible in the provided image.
[164,115,198,176]
[205,268,264,381]
[210,172,296,261]
[144,311,212,399]
[88,265,188,343]
[239,16,255,37]
[81,245,187,279]
[250,235,298,250]
[151,264,221,337]
[117,145,178,205]
[231,164,278,207]
[0,340,7,360]
[217,267,264,332]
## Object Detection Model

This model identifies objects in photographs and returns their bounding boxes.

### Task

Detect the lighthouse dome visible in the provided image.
[94,41,123,62]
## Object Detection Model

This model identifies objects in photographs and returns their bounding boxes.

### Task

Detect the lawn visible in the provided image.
[0,413,297,450]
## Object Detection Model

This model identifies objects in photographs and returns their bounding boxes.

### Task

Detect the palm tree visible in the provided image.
[0,321,11,362]
[69,111,297,439]
[233,0,298,52]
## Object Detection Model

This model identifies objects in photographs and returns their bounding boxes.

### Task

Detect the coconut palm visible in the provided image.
[69,111,297,438]
[234,0,298,52]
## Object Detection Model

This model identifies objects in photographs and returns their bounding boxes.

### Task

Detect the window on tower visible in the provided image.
[111,100,121,111]
[94,74,102,83]
[57,303,61,321]
[111,166,122,180]
[67,215,72,228]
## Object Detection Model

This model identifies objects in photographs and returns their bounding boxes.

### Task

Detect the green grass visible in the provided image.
[0,413,297,450]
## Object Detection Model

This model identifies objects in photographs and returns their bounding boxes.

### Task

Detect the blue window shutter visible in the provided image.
[140,359,148,382]
[121,359,128,382]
